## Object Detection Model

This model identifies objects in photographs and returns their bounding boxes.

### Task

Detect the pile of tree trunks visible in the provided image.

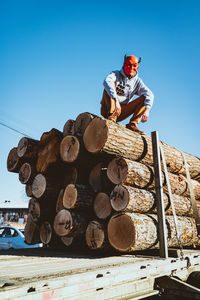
[7,112,200,253]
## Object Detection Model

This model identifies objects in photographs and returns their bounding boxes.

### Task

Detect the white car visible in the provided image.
[0,225,42,250]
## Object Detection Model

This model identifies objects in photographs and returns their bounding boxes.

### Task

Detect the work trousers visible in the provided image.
[100,90,146,125]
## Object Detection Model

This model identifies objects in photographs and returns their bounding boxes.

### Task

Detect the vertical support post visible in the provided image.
[151,131,168,258]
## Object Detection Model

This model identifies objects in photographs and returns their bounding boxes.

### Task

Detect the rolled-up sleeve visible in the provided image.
[137,79,154,109]
[103,72,118,99]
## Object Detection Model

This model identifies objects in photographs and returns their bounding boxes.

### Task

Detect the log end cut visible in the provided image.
[32,174,46,199]
[108,214,135,251]
[86,220,105,250]
[93,192,112,219]
[110,185,129,211]
[40,221,52,244]
[83,117,108,153]
[53,209,73,236]
[107,157,128,184]
[63,184,77,209]
[60,136,80,163]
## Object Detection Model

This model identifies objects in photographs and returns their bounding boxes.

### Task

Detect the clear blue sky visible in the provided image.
[0,0,200,204]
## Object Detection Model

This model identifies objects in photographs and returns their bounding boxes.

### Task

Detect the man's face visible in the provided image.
[123,56,139,77]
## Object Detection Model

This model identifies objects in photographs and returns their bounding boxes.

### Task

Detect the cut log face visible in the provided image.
[108,214,136,252]
[40,221,52,244]
[24,214,40,244]
[63,119,75,137]
[26,184,33,197]
[17,137,39,159]
[61,235,74,246]
[60,136,80,163]
[56,189,65,212]
[107,158,128,185]
[19,162,34,184]
[63,184,78,209]
[85,220,106,250]
[74,112,95,137]
[63,184,94,210]
[83,117,108,153]
[7,147,23,173]
[110,185,130,212]
[36,128,63,173]
[93,193,112,219]
[32,174,46,198]
[28,198,40,222]
[53,209,73,236]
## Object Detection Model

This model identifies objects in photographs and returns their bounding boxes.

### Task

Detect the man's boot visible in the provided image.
[126,123,145,134]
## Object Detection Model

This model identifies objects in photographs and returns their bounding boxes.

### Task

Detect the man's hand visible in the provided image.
[141,108,149,123]
[113,98,121,116]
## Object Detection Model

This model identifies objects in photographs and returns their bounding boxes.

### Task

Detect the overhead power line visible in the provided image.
[0,121,31,138]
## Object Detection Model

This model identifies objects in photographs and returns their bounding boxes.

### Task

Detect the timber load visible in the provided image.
[7,112,200,253]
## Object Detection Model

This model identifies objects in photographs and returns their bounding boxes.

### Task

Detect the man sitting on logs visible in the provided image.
[101,55,154,134]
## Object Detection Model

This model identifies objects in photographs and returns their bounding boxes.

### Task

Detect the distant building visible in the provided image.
[0,200,28,224]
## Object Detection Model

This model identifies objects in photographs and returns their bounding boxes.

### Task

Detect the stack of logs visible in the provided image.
[7,112,200,253]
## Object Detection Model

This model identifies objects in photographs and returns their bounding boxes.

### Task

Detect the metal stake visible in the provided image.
[151,131,168,258]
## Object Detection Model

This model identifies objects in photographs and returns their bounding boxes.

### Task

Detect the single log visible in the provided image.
[107,157,200,199]
[110,184,200,217]
[19,162,35,184]
[63,119,75,137]
[89,162,114,193]
[7,147,24,173]
[86,220,110,250]
[61,235,74,247]
[40,221,52,244]
[36,128,63,173]
[60,135,80,163]
[83,117,200,180]
[74,112,95,137]
[108,213,199,252]
[24,214,41,244]
[53,209,88,237]
[28,198,40,222]
[32,174,60,199]
[17,137,39,159]
[93,192,112,219]
[56,189,65,212]
[63,184,94,210]
[26,184,33,197]
[63,166,78,186]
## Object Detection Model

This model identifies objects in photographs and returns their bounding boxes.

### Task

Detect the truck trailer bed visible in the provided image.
[1,248,200,299]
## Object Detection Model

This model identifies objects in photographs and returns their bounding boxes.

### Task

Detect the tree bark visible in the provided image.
[107,157,200,199]
[85,220,111,250]
[25,183,33,197]
[36,128,63,173]
[83,117,200,180]
[93,192,112,219]
[110,184,200,217]
[108,212,199,252]
[63,184,94,210]
[7,147,24,173]
[63,119,75,137]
